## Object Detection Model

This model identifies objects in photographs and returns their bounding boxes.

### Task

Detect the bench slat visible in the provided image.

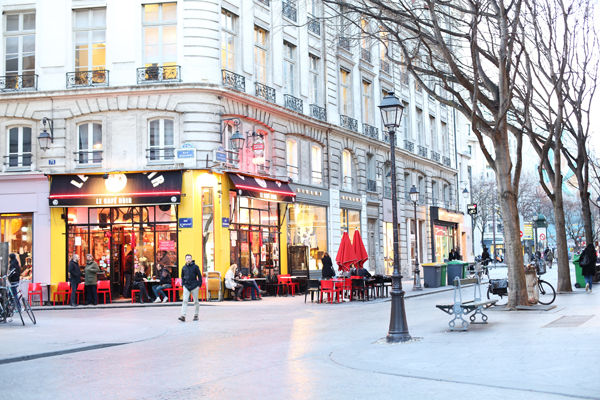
[453,278,478,286]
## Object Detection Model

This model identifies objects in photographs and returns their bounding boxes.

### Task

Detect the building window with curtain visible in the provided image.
[254,26,267,83]
[340,68,352,116]
[311,145,322,185]
[6,126,32,169]
[4,12,36,89]
[286,139,298,181]
[309,55,319,105]
[148,119,174,162]
[283,42,295,95]
[342,149,353,191]
[73,8,106,85]
[143,3,177,80]
[362,80,372,125]
[77,123,102,165]
[221,10,236,71]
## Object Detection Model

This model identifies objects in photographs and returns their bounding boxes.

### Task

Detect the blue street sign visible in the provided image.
[179,218,193,228]
[49,159,56,165]
[215,151,227,163]
[176,149,195,159]
[222,217,230,228]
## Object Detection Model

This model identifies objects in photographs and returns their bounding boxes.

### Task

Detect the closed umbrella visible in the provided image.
[336,231,357,272]
[353,229,369,269]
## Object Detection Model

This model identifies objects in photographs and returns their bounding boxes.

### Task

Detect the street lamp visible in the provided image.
[462,187,469,200]
[409,185,423,291]
[378,92,411,343]
[38,117,54,151]
[229,127,245,152]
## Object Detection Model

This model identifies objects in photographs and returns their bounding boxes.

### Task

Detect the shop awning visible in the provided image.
[228,172,296,203]
[48,171,182,207]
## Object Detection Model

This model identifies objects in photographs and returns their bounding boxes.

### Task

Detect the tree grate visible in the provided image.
[543,315,594,328]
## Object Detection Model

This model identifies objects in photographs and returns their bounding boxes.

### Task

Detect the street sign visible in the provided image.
[520,230,523,238]
[540,233,546,241]
[467,204,477,215]
[179,218,193,228]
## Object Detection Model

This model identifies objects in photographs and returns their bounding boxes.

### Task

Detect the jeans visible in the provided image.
[584,275,593,290]
[133,282,150,302]
[241,281,259,299]
[85,285,98,305]
[70,281,79,305]
[181,286,199,317]
[123,274,132,298]
[10,283,20,311]
[153,284,171,300]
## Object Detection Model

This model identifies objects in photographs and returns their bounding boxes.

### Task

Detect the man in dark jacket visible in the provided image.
[449,249,458,261]
[84,254,100,305]
[481,247,491,265]
[123,251,134,298]
[179,254,202,322]
[581,243,598,292]
[357,267,372,278]
[153,267,172,303]
[68,254,82,307]
[8,253,20,305]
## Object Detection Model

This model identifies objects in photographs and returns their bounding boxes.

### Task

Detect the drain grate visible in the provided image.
[544,315,594,328]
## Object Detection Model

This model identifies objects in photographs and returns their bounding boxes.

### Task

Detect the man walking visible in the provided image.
[69,254,81,306]
[179,254,202,322]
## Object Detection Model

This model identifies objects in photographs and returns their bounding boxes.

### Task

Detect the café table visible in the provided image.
[143,279,160,301]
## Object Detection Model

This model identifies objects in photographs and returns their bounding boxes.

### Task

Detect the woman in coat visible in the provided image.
[84,254,100,305]
[225,264,244,301]
[580,244,598,292]
[321,252,335,279]
[8,253,20,302]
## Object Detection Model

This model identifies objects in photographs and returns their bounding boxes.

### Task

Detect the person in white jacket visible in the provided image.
[225,264,244,301]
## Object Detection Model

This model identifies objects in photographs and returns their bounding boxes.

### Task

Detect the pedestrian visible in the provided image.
[8,253,20,306]
[179,254,202,321]
[84,254,100,305]
[321,252,335,279]
[580,243,598,293]
[546,249,554,269]
[123,251,134,298]
[68,254,81,307]
[153,267,172,303]
[225,264,244,301]
[449,248,457,261]
[132,265,151,303]
[481,246,490,263]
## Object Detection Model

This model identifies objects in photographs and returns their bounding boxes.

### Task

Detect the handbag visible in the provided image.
[580,254,590,268]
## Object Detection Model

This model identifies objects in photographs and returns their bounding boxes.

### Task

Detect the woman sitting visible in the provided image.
[132,266,151,303]
[225,264,244,301]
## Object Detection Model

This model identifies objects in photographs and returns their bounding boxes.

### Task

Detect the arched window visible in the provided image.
[6,126,32,168]
[77,122,102,164]
[148,118,174,162]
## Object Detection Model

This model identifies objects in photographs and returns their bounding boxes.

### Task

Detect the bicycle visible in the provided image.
[467,258,490,280]
[0,273,24,326]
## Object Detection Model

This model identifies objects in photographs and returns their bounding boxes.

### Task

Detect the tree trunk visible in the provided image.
[580,188,594,247]
[553,187,572,292]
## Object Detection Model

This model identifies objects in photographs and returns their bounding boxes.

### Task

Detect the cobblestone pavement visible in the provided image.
[1,266,598,400]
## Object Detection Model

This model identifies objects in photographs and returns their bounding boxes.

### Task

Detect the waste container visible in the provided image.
[440,264,447,287]
[447,261,468,285]
[572,254,586,289]
[422,263,442,288]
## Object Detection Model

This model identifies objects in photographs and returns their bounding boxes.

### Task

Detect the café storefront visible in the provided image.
[430,206,464,262]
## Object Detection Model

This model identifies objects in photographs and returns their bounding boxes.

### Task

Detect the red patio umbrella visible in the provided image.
[352,229,369,269]
[336,231,357,272]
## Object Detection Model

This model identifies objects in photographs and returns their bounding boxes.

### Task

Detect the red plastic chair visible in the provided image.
[162,278,176,302]
[171,278,183,302]
[97,280,112,304]
[280,274,299,296]
[276,275,289,296]
[199,277,207,301]
[320,280,342,304]
[76,283,85,305]
[53,282,71,305]
[28,283,43,306]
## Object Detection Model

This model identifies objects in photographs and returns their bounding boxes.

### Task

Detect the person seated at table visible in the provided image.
[153,267,172,303]
[132,266,151,303]
[237,271,264,300]
[321,252,336,279]
[225,264,244,301]
[357,267,372,278]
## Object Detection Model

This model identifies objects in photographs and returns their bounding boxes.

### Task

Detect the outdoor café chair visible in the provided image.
[305,279,321,303]
[52,282,71,306]
[351,279,369,302]
[28,283,43,306]
[97,280,112,304]
[320,279,342,304]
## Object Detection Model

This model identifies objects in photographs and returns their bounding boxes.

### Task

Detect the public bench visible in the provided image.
[435,275,497,331]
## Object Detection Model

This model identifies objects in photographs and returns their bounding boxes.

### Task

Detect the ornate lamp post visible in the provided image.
[409,185,422,290]
[379,92,411,343]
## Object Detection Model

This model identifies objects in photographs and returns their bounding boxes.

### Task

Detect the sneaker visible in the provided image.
[178,315,185,322]
[162,297,168,303]
[586,283,589,292]
[154,298,161,303]
[193,315,198,321]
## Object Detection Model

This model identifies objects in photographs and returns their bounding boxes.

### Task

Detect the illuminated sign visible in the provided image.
[467,204,477,215]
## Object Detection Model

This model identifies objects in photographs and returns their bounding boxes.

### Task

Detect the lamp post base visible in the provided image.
[413,269,423,291]
[386,287,412,343]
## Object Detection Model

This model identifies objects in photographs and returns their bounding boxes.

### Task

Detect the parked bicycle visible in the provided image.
[0,271,35,325]
[467,258,490,280]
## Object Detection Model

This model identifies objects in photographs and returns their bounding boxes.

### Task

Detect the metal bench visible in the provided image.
[436,275,497,331]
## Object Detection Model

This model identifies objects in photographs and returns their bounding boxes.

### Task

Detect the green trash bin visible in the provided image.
[447,260,468,285]
[422,263,442,288]
[573,254,586,288]
[440,264,447,287]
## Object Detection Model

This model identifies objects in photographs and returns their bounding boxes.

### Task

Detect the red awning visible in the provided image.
[228,173,295,203]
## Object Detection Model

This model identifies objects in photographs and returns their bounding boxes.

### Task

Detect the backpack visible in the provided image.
[580,253,590,268]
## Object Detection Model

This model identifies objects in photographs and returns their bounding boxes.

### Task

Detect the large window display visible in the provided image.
[67,205,178,299]
[0,213,33,280]
[287,204,327,270]
[434,224,456,262]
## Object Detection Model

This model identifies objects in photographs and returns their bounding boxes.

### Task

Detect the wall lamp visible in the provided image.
[221,118,243,152]
[38,117,54,151]
[245,131,264,148]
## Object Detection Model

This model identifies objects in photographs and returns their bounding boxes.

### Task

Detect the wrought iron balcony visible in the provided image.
[417,145,428,158]
[146,147,175,162]
[404,140,415,153]
[3,153,32,168]
[0,74,37,92]
[312,170,323,186]
[257,0,270,5]
[361,48,371,63]
[308,15,320,35]
[367,179,377,193]
[340,115,358,132]
[382,132,398,146]
[284,94,303,113]
[381,59,390,74]
[282,2,297,22]
[287,164,299,182]
[255,82,276,103]
[222,69,246,92]
[137,65,181,84]
[443,156,451,167]
[339,36,351,51]
[74,150,103,164]
[66,70,109,88]
[431,151,441,162]
[310,104,327,121]
[362,123,379,140]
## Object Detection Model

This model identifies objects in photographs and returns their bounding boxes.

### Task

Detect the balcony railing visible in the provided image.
[74,150,103,164]
[282,1,297,22]
[362,123,379,140]
[361,48,371,63]
[255,82,276,103]
[384,186,392,199]
[339,36,351,51]
[257,159,271,174]
[431,151,441,162]
[311,170,323,186]
[340,115,358,132]
[0,74,37,92]
[146,147,175,162]
[381,59,390,74]
[3,153,32,168]
[442,156,451,167]
[367,179,377,193]
[284,94,303,113]
[343,175,354,191]
[66,70,109,88]
[382,132,398,146]
[308,15,320,35]
[404,140,415,153]
[310,104,327,121]
[222,69,246,92]
[137,65,181,84]
[417,145,428,158]
[287,164,299,182]
[257,0,270,5]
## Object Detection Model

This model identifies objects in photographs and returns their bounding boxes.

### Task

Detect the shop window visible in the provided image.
[311,145,322,185]
[340,209,360,237]
[148,118,174,162]
[342,149,352,191]
[0,213,33,281]
[77,122,102,164]
[201,187,215,273]
[7,126,32,169]
[287,204,328,270]
[286,139,298,181]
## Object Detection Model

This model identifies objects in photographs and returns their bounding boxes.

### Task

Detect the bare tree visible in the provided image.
[470,176,496,247]
[321,0,530,307]
[516,170,540,222]
[563,195,586,252]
